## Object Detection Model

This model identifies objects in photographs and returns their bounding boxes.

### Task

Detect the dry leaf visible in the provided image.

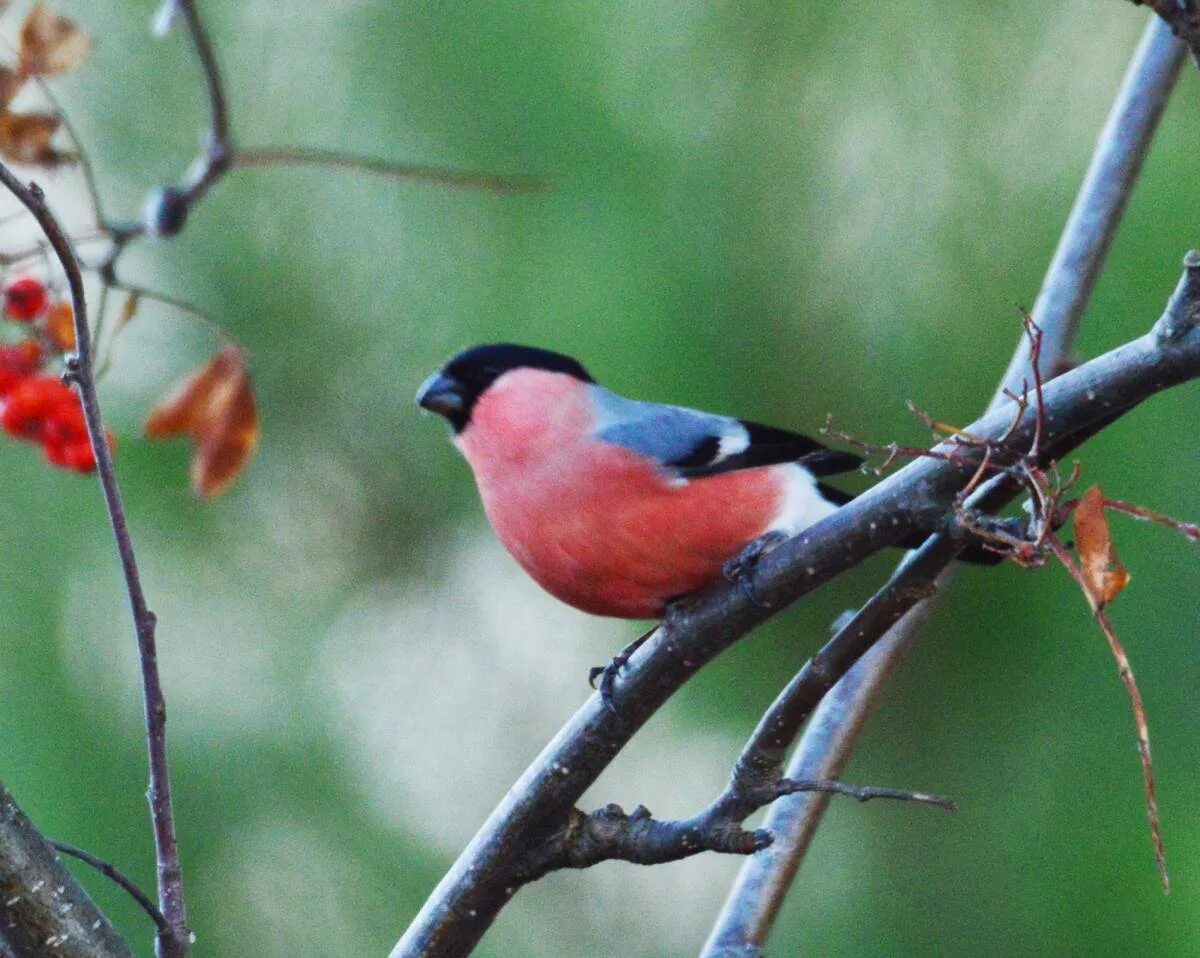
[1075,485,1130,612]
[0,110,70,165]
[115,290,141,335]
[41,299,74,350]
[19,3,91,77]
[145,346,258,497]
[0,66,26,110]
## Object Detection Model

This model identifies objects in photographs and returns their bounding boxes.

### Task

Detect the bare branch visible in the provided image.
[521,783,952,879]
[51,843,170,936]
[0,168,190,958]
[100,0,539,272]
[392,254,1200,957]
[704,16,1187,954]
[1132,0,1200,65]
[0,782,133,958]
[995,15,1187,397]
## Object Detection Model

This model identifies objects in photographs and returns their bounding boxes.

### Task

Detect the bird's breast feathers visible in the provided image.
[455,371,837,617]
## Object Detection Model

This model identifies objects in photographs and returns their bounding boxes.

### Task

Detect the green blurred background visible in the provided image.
[0,1,1197,955]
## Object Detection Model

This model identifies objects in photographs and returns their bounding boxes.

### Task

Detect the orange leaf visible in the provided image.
[41,300,74,350]
[0,66,26,111]
[19,3,91,77]
[0,110,70,166]
[114,290,141,336]
[145,346,258,497]
[1074,485,1130,612]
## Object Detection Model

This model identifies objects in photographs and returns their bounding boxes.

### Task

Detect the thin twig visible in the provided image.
[1046,538,1168,892]
[51,841,171,935]
[0,167,190,958]
[234,148,547,194]
[172,0,229,145]
[701,15,1187,954]
[1019,308,1047,460]
[1102,497,1200,540]
[26,73,110,230]
[107,280,235,345]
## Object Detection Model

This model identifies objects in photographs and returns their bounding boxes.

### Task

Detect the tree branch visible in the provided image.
[102,0,539,263]
[0,169,189,958]
[392,254,1200,957]
[520,783,952,880]
[702,15,1187,953]
[51,843,170,937]
[1132,0,1200,65]
[0,782,133,958]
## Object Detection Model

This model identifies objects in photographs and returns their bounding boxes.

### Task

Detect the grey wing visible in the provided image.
[588,385,862,479]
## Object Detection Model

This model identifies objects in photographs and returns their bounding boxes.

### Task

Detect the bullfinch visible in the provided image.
[416,343,994,622]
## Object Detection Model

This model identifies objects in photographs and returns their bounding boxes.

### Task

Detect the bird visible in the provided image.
[416,344,994,693]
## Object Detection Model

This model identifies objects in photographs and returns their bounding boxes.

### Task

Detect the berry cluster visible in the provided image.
[0,275,112,473]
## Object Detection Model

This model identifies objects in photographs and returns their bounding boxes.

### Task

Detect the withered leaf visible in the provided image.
[0,66,26,111]
[19,3,91,77]
[145,346,258,497]
[1075,485,1130,613]
[0,110,71,166]
[41,300,74,350]
[115,290,141,336]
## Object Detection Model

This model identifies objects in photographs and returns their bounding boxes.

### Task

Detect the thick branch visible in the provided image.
[1133,0,1200,65]
[0,782,133,958]
[703,16,1187,953]
[392,256,1200,957]
[996,15,1186,398]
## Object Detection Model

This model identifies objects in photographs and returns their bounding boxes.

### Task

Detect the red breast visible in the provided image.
[456,369,787,618]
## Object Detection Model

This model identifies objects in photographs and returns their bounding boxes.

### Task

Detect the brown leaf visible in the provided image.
[0,66,26,110]
[0,110,71,166]
[19,3,91,77]
[145,346,258,497]
[115,290,141,335]
[41,299,74,350]
[1074,485,1130,612]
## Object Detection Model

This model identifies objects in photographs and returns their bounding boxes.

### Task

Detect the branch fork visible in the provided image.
[522,778,953,881]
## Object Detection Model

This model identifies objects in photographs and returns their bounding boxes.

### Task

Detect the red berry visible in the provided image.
[3,276,48,322]
[42,398,89,447]
[0,341,43,396]
[0,374,72,439]
[0,340,43,373]
[0,371,113,473]
[44,437,98,472]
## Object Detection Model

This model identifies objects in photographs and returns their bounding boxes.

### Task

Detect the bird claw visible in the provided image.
[723,531,788,608]
[595,656,627,711]
[589,625,657,711]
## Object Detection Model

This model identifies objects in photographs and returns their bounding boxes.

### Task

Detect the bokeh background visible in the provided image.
[1,1,1198,955]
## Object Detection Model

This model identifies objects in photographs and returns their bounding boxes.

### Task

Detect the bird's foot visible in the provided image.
[723,530,788,607]
[589,625,657,711]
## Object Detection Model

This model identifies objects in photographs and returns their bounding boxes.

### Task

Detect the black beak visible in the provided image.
[415,371,465,420]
